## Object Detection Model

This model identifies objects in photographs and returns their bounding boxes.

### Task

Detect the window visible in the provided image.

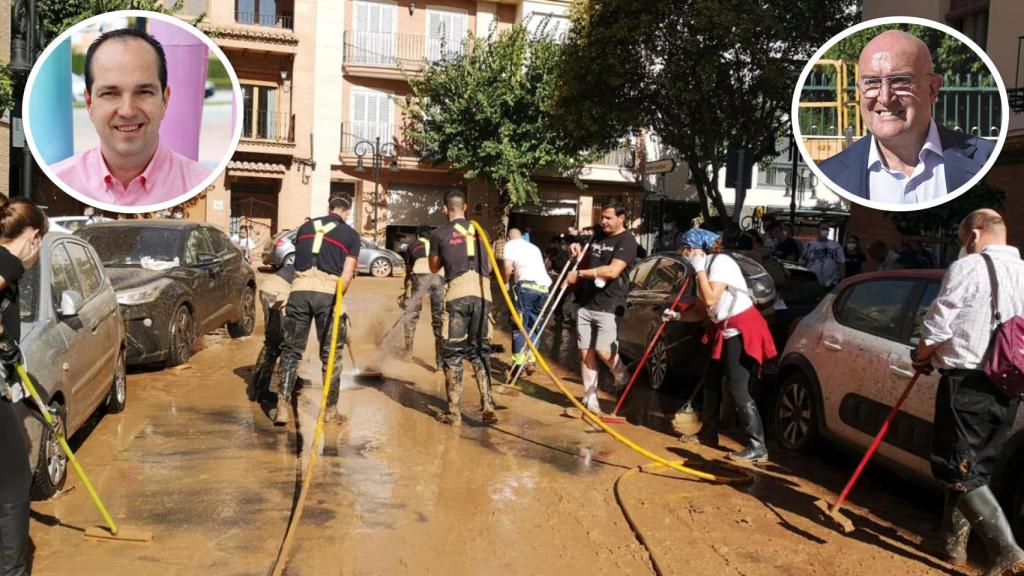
[426,7,467,62]
[65,243,104,300]
[909,281,941,346]
[236,0,286,27]
[630,258,657,290]
[835,280,916,341]
[351,88,394,144]
[205,228,229,254]
[524,12,569,41]
[353,1,397,65]
[185,230,215,265]
[646,259,683,293]
[51,244,82,311]
[242,84,281,141]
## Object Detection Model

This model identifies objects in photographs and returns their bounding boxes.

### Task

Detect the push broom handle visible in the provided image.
[15,363,120,535]
[831,370,922,512]
[611,276,692,417]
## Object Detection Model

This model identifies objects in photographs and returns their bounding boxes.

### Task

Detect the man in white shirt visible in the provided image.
[503,228,552,373]
[913,209,1024,573]
[800,222,846,289]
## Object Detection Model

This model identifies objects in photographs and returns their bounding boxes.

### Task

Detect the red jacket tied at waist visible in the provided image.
[702,306,778,366]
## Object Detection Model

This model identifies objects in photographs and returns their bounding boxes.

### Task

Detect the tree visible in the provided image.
[36,0,182,43]
[558,0,858,227]
[888,179,1005,237]
[404,24,596,236]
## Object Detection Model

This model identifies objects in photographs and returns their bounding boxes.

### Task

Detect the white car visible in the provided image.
[49,216,113,234]
[773,269,1024,537]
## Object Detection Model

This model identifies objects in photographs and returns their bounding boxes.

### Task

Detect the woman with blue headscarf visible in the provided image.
[664,227,777,463]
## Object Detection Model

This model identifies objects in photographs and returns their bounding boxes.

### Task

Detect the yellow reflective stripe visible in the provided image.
[452,224,476,257]
[312,220,338,254]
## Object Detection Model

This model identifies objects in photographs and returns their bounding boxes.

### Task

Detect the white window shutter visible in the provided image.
[353,91,367,140]
[428,10,442,61]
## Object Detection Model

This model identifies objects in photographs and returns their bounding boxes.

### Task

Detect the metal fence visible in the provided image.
[595,146,633,167]
[242,110,294,143]
[342,31,469,68]
[235,10,294,29]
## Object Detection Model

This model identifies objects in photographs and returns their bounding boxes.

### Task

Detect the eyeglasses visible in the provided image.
[856,75,920,98]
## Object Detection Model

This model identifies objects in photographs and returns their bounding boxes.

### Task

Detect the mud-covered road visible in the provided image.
[27,275,973,575]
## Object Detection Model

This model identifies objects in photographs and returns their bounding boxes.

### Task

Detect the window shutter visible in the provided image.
[427,10,442,61]
[353,91,367,140]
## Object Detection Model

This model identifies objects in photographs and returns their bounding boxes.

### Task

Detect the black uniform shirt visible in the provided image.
[577,230,637,314]
[293,214,361,276]
[0,247,24,342]
[429,218,492,282]
[405,238,429,269]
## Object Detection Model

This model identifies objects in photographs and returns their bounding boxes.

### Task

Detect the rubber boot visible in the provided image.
[274,362,298,426]
[930,491,971,567]
[250,346,269,401]
[434,339,443,373]
[437,364,463,426]
[958,485,1024,576]
[681,380,720,447]
[472,358,498,424]
[728,401,769,463]
[0,500,30,576]
[323,367,343,424]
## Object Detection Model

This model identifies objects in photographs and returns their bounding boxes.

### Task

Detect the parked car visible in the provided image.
[49,215,114,234]
[205,80,216,98]
[618,252,777,390]
[18,232,127,499]
[262,229,404,277]
[773,269,1024,538]
[76,221,256,367]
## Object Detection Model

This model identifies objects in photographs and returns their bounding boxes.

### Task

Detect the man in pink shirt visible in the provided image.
[51,28,211,208]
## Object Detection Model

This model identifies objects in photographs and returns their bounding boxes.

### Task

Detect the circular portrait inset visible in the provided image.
[24,10,243,213]
[791,17,1008,211]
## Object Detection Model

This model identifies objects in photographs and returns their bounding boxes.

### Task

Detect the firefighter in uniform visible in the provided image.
[402,225,445,370]
[250,264,293,403]
[274,196,361,425]
[429,190,498,426]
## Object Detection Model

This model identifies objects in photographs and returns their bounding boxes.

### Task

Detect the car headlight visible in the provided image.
[116,279,172,305]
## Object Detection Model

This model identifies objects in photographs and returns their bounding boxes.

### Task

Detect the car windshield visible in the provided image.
[18,264,38,322]
[78,227,181,267]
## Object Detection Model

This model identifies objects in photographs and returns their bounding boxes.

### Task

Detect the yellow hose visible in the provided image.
[271,277,346,576]
[471,221,751,485]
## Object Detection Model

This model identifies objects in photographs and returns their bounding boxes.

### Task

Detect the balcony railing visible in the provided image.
[594,146,634,167]
[343,31,469,69]
[235,10,294,30]
[242,110,294,143]
[340,122,420,158]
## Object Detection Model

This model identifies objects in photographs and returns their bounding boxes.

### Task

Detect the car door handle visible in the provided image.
[822,340,842,351]
[90,320,99,332]
[889,365,915,379]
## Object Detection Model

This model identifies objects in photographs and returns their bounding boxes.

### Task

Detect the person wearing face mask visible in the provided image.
[0,198,48,576]
[912,209,1024,574]
[663,228,777,463]
[844,235,866,277]
[800,223,846,290]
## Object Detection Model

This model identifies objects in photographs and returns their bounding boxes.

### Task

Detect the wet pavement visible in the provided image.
[27,275,972,575]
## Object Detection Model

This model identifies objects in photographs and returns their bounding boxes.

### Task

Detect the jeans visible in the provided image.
[512,284,546,361]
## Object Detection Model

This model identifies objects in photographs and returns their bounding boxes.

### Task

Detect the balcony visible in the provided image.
[343,31,469,80]
[238,110,295,153]
[235,9,293,29]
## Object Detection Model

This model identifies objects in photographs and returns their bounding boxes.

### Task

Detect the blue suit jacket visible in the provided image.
[817,124,995,200]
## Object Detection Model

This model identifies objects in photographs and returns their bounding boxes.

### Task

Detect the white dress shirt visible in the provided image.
[868,120,947,205]
[503,238,552,287]
[921,245,1024,370]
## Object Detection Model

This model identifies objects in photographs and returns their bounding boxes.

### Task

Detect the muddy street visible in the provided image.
[27,275,966,575]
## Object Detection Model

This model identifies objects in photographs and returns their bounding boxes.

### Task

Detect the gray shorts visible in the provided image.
[577,308,618,353]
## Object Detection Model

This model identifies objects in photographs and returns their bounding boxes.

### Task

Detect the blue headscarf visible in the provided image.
[678,228,720,251]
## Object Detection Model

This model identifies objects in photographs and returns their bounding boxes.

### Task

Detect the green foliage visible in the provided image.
[823,24,989,78]
[559,0,858,226]
[888,180,1005,237]
[37,0,181,44]
[206,57,230,88]
[404,25,592,210]
[0,63,15,116]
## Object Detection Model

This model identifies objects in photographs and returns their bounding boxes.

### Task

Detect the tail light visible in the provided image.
[274,238,286,247]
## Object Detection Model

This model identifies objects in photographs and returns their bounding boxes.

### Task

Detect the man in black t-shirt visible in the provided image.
[275,196,361,426]
[402,225,445,370]
[565,200,636,415]
[429,190,499,426]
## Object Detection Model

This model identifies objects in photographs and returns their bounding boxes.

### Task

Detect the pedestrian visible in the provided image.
[564,200,635,415]
[522,227,532,243]
[664,228,777,462]
[0,198,48,576]
[250,264,294,403]
[800,222,846,289]
[430,190,501,426]
[844,235,866,276]
[402,225,445,371]
[231,225,257,265]
[274,195,361,425]
[503,228,552,378]
[566,225,580,245]
[866,239,900,271]
[912,209,1024,573]
[766,222,800,261]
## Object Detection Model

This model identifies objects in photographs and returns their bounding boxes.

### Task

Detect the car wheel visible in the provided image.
[282,253,295,268]
[31,402,68,500]
[647,339,670,390]
[370,257,392,278]
[106,348,127,414]
[167,305,194,367]
[228,286,257,338]
[773,371,820,452]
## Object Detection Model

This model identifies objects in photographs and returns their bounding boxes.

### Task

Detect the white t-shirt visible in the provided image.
[800,238,846,288]
[707,255,753,338]
[503,238,552,287]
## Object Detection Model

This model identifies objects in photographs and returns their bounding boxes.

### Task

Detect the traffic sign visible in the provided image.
[645,158,676,175]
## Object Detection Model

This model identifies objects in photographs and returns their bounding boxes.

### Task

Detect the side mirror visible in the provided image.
[59,290,85,317]
[196,253,220,265]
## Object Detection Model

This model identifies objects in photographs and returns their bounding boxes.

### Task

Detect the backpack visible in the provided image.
[981,253,1024,398]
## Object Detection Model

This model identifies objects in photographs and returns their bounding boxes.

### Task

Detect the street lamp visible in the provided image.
[353,136,398,244]
[11,0,39,201]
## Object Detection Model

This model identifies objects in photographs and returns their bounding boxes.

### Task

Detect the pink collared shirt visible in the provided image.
[51,143,212,207]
